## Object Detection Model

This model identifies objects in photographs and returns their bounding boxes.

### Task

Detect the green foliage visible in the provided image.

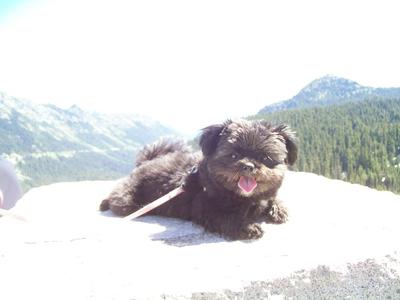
[253,98,400,194]
[18,150,134,191]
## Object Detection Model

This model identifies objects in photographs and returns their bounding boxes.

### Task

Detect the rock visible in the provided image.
[1,172,399,299]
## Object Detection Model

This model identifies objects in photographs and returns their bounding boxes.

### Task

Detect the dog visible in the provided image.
[100,119,297,240]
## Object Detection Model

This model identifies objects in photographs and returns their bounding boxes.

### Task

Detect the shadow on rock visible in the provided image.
[136,216,225,247]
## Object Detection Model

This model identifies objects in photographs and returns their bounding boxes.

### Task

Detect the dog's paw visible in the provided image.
[105,196,138,217]
[267,201,288,224]
[234,223,264,240]
[99,198,110,211]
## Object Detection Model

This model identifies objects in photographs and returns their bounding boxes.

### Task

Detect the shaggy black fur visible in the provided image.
[100,119,297,240]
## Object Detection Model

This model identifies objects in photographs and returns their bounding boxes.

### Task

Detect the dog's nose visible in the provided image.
[242,162,255,172]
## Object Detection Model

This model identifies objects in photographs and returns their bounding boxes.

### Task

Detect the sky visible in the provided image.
[0,0,400,135]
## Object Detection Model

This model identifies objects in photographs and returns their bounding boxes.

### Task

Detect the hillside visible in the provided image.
[0,92,175,191]
[253,98,400,194]
[259,75,400,114]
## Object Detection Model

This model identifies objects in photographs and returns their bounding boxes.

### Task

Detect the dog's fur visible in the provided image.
[100,119,297,240]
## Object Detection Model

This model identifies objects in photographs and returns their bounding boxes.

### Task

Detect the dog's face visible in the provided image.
[199,119,297,198]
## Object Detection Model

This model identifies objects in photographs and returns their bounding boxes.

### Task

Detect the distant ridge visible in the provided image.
[259,75,400,114]
[0,92,176,190]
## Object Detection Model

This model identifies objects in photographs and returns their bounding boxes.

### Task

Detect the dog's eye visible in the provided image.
[263,156,279,168]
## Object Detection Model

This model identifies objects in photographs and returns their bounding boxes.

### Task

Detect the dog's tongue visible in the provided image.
[238,176,257,194]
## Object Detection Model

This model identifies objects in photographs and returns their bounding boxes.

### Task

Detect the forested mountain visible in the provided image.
[259,75,400,114]
[253,98,400,194]
[0,92,175,191]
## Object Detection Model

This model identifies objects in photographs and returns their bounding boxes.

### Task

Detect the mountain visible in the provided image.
[254,97,400,194]
[0,92,176,191]
[259,75,400,114]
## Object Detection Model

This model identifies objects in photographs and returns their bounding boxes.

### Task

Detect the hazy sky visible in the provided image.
[0,0,399,135]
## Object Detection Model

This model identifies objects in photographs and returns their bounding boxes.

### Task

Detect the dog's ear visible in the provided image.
[199,120,231,156]
[272,124,298,165]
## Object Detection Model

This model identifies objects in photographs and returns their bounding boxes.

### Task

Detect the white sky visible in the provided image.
[0,0,399,135]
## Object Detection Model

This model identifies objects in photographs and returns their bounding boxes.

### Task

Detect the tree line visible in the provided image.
[253,98,400,194]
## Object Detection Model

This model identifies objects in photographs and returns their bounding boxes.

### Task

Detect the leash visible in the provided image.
[123,165,198,221]
[123,186,184,221]
[0,185,185,223]
[1,165,196,222]
[0,187,184,223]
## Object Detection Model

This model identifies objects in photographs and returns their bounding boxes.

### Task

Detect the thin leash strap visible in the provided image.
[0,186,184,222]
[123,186,184,221]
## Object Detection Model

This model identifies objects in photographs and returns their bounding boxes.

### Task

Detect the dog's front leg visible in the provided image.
[190,199,264,240]
[199,213,264,240]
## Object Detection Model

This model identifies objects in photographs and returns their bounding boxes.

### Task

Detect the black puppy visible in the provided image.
[100,119,297,240]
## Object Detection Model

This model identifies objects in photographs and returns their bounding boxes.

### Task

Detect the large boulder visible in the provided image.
[1,172,399,299]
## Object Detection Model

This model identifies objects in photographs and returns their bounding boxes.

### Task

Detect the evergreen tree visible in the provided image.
[252,98,400,194]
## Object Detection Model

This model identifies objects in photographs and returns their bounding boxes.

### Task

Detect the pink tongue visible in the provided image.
[238,176,257,193]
